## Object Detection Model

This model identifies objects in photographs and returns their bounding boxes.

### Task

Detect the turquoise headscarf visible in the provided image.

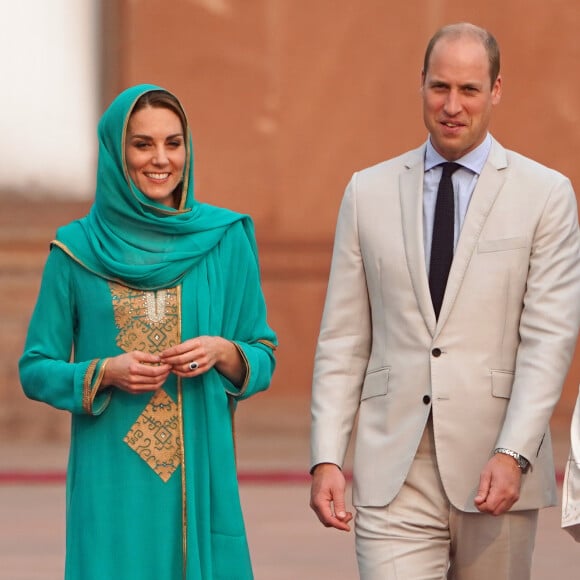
[54,84,249,290]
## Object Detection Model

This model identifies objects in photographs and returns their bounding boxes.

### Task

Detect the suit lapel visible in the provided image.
[435,139,508,331]
[400,147,437,335]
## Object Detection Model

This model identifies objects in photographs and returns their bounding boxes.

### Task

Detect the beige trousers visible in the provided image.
[355,418,538,580]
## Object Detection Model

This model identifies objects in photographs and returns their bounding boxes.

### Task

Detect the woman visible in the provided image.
[562,387,580,542]
[19,84,277,579]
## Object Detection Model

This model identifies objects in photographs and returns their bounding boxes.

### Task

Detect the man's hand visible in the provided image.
[474,453,523,515]
[310,463,353,532]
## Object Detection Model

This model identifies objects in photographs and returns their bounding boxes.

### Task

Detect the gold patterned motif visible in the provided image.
[123,388,181,483]
[109,283,182,482]
[110,284,179,355]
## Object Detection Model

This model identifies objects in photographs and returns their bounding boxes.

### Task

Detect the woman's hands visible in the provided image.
[160,336,246,387]
[101,351,172,394]
[102,337,246,394]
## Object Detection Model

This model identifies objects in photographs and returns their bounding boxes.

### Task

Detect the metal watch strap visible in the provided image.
[494,447,530,473]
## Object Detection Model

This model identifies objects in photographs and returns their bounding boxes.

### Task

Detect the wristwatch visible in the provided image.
[494,447,530,473]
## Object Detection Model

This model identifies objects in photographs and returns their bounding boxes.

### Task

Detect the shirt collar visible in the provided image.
[424,133,492,175]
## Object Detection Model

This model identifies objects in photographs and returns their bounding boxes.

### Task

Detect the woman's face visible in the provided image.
[125,105,186,207]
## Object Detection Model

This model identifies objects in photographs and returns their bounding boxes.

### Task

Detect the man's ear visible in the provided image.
[491,74,502,105]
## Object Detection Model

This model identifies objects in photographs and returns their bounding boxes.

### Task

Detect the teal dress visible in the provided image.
[19,85,277,579]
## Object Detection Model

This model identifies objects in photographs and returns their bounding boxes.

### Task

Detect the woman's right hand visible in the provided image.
[101,351,172,394]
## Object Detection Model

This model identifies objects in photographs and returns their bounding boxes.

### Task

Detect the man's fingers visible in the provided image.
[334,508,354,525]
[475,455,522,514]
[476,497,512,516]
[474,470,492,505]
[311,500,333,526]
[314,506,352,531]
[332,495,348,520]
[310,496,352,531]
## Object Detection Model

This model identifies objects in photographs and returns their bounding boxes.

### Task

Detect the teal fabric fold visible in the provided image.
[19,84,277,579]
[55,83,250,290]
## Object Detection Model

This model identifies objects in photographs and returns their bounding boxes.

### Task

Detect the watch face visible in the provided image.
[495,448,529,472]
[517,456,529,472]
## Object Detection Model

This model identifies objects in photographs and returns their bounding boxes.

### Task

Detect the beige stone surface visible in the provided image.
[0,416,577,580]
[3,480,578,580]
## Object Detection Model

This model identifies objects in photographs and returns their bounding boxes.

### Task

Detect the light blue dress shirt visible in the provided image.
[423,134,492,272]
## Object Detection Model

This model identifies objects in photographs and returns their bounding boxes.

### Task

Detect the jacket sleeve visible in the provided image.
[496,175,580,463]
[18,247,111,415]
[310,175,372,470]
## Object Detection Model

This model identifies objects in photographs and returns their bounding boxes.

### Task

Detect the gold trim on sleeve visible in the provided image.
[89,357,109,401]
[231,342,250,396]
[257,338,277,351]
[82,359,99,414]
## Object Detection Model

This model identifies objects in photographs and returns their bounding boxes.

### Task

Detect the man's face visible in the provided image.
[421,35,502,161]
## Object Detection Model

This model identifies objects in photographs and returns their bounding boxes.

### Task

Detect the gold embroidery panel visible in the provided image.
[110,284,179,354]
[123,388,181,483]
[109,283,182,482]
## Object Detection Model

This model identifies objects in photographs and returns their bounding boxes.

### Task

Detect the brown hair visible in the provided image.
[131,89,188,136]
[423,23,501,86]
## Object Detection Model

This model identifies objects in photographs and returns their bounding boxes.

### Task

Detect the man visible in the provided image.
[310,22,580,579]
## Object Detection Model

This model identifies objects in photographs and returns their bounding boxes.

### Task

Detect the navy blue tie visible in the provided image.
[429,162,461,319]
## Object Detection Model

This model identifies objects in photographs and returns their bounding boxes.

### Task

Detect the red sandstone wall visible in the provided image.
[3,2,579,442]
[106,0,580,425]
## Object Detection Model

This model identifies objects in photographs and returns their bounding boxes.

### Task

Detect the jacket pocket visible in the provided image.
[361,367,390,401]
[491,369,515,398]
[478,236,528,253]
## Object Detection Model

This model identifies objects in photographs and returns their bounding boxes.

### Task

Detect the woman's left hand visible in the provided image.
[160,336,245,385]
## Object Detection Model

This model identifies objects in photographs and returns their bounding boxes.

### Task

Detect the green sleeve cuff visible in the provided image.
[82,358,112,415]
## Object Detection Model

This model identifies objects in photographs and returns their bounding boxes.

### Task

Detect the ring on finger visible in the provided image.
[188,361,199,371]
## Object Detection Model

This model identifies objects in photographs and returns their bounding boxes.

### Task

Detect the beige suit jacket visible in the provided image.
[311,138,580,511]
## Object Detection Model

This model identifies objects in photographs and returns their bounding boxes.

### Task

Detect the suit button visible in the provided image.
[432,348,441,357]
[423,395,431,405]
